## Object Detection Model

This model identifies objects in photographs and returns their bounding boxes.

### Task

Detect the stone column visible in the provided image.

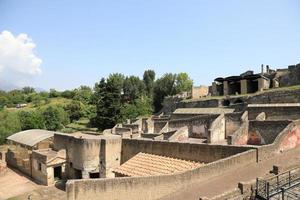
[258,78,270,91]
[212,82,217,96]
[223,81,229,96]
[241,79,248,94]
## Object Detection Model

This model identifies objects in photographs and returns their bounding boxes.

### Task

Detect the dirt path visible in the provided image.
[160,148,300,200]
[0,168,66,200]
[0,168,41,200]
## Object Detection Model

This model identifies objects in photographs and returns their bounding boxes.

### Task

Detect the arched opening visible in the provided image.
[222,100,230,106]
[233,99,244,105]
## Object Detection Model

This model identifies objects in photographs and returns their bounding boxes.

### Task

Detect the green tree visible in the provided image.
[64,101,83,122]
[40,105,69,131]
[123,76,145,102]
[18,111,44,130]
[143,70,156,96]
[153,73,177,112]
[92,74,124,130]
[49,89,61,98]
[61,90,75,99]
[0,111,21,144]
[120,97,153,121]
[22,87,35,94]
[8,90,26,106]
[0,96,8,110]
[73,86,93,104]
[175,72,193,93]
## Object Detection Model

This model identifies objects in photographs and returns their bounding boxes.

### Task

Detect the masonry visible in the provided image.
[67,145,257,200]
[247,103,300,120]
[121,139,253,164]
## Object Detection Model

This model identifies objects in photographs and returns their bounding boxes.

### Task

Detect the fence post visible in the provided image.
[267,182,270,199]
[277,175,279,192]
[256,178,258,196]
[288,171,291,187]
[281,188,285,200]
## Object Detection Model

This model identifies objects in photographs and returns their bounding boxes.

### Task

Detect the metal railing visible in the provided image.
[256,167,300,199]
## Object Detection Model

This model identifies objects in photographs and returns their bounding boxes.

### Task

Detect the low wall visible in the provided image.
[248,104,300,120]
[67,149,257,200]
[121,139,254,164]
[177,99,221,108]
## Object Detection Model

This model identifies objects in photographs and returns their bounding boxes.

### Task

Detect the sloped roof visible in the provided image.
[173,108,235,115]
[113,152,202,177]
[7,129,55,147]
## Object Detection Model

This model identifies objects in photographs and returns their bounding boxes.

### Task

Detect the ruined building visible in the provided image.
[2,64,300,200]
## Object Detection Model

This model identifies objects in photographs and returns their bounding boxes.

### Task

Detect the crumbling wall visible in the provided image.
[225,112,244,138]
[153,120,168,133]
[6,145,32,176]
[208,114,225,143]
[167,126,189,142]
[278,64,300,86]
[169,115,218,138]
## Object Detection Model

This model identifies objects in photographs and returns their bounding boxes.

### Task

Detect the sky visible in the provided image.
[0,0,300,91]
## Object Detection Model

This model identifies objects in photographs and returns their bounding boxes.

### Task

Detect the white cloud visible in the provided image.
[0,30,42,86]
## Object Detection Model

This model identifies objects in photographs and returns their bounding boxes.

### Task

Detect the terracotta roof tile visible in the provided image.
[113,152,202,177]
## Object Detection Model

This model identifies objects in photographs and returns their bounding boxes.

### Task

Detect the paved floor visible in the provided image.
[160,148,300,200]
[0,168,66,200]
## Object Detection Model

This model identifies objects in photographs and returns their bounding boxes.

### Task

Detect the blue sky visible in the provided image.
[1,0,300,90]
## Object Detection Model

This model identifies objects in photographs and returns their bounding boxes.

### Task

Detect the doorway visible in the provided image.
[89,172,100,178]
[54,166,62,179]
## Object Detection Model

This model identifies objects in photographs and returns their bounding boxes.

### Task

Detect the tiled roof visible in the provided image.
[173,108,235,115]
[113,152,202,177]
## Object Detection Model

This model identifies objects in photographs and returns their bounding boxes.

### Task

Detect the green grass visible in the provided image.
[64,118,98,133]
[5,97,72,113]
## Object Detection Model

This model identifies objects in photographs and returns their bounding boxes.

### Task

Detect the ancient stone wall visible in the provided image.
[248,88,300,104]
[225,112,243,138]
[121,139,253,164]
[31,152,49,185]
[177,99,221,108]
[66,149,257,200]
[253,120,300,161]
[248,104,300,120]
[100,137,122,178]
[153,120,168,133]
[208,114,225,143]
[168,114,218,138]
[6,144,32,176]
[248,120,291,145]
